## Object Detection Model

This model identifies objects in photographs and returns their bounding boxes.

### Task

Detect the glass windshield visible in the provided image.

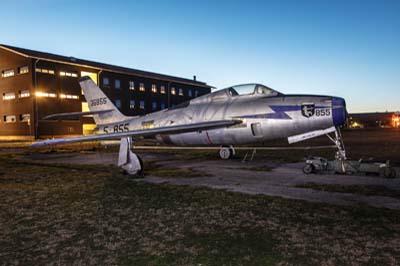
[228,84,282,97]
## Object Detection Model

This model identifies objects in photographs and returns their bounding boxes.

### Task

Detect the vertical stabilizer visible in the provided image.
[79,76,127,125]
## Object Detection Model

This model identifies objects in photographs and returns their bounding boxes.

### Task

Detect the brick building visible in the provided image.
[0,44,211,140]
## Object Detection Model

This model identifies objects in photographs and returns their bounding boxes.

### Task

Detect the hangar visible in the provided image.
[0,44,211,140]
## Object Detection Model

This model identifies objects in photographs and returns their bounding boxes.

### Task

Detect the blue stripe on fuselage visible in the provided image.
[236,105,326,120]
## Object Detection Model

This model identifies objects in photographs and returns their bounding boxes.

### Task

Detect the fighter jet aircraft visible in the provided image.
[32,76,347,175]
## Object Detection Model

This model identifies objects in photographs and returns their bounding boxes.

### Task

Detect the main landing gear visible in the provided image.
[118,137,143,176]
[219,145,235,159]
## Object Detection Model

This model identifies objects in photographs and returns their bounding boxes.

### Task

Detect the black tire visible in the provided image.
[303,164,314,174]
[125,155,144,178]
[392,169,397,178]
[136,155,144,177]
[384,168,396,179]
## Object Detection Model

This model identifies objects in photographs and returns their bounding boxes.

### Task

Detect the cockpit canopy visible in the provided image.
[227,84,283,97]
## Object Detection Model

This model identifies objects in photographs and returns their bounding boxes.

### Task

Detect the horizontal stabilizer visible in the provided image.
[41,110,114,120]
[31,120,240,147]
[288,126,336,144]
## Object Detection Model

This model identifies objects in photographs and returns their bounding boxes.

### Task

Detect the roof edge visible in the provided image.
[0,44,211,88]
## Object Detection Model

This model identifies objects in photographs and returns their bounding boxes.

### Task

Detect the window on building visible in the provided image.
[115,99,122,108]
[139,83,145,91]
[4,115,16,123]
[35,92,57,98]
[160,102,166,110]
[129,81,135,90]
[152,101,157,110]
[103,77,110,86]
[171,87,176,95]
[195,90,199,97]
[19,90,30,98]
[115,79,121,89]
[151,84,157,93]
[178,88,184,96]
[20,114,30,122]
[3,92,16,100]
[18,66,29,74]
[60,71,78,77]
[60,94,79,100]
[2,69,14,78]
[188,89,193,97]
[140,100,145,109]
[130,100,135,109]
[36,68,55,75]
[160,85,166,94]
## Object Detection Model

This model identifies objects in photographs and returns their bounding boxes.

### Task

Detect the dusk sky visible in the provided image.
[1,0,399,112]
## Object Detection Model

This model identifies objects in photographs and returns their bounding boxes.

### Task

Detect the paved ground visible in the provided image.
[25,151,400,210]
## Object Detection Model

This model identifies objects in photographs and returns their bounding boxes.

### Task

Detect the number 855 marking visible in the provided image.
[316,108,331,116]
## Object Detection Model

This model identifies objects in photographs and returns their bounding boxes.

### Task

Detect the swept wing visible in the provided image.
[32,120,239,146]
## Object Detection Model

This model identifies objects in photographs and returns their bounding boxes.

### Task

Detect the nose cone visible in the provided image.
[332,97,347,126]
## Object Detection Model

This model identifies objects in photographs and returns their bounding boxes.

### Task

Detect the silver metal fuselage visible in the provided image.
[97,88,347,146]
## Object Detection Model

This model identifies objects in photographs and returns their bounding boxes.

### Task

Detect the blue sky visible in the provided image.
[1,0,399,112]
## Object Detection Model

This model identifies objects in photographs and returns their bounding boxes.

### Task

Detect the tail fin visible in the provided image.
[79,76,127,125]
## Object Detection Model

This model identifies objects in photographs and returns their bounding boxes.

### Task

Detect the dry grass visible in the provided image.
[296,183,400,199]
[1,154,400,265]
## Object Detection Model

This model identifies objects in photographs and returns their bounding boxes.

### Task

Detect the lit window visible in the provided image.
[171,87,176,95]
[36,68,55,75]
[195,90,199,97]
[3,92,16,100]
[178,88,183,96]
[152,101,157,110]
[20,114,30,122]
[140,100,145,109]
[160,102,166,109]
[151,84,157,93]
[115,99,121,108]
[18,66,29,74]
[2,69,14,78]
[139,83,145,91]
[19,90,30,98]
[188,89,192,97]
[60,71,78,77]
[3,115,16,123]
[103,77,109,86]
[60,94,79,100]
[115,79,121,89]
[129,81,135,90]
[130,100,135,109]
[35,92,57,98]
[160,86,166,94]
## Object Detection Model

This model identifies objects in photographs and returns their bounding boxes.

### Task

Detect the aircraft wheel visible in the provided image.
[219,146,234,160]
[384,168,396,179]
[136,155,144,177]
[303,164,314,174]
[123,155,144,178]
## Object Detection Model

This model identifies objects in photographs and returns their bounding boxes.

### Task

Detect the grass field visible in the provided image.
[1,154,400,266]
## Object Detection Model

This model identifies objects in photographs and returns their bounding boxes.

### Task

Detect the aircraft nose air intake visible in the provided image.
[332,97,347,126]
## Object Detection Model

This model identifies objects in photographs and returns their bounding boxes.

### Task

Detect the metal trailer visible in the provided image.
[303,156,397,178]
